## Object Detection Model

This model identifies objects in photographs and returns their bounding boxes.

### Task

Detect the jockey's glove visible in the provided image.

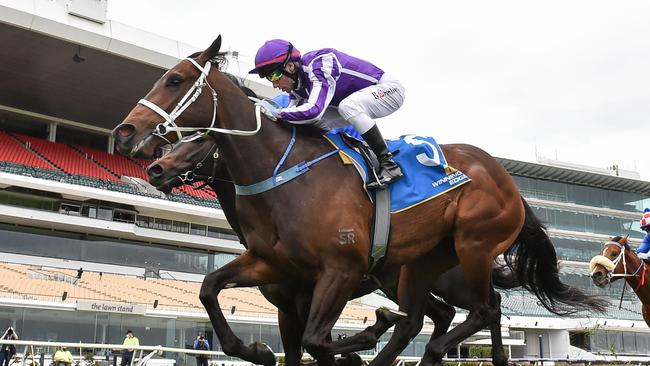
[257,100,281,121]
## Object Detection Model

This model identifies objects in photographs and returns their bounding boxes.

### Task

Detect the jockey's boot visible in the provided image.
[362,125,403,189]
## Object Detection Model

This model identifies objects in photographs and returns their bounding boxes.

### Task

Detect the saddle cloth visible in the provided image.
[324,131,471,213]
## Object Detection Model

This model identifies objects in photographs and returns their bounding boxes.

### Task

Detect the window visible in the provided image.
[172,221,190,234]
[60,202,81,216]
[136,215,154,229]
[208,226,239,241]
[113,209,136,223]
[82,205,97,218]
[190,224,207,236]
[155,218,172,231]
[97,206,112,220]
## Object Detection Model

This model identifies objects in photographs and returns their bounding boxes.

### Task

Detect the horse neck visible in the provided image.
[207,177,247,248]
[210,72,310,186]
[623,249,650,301]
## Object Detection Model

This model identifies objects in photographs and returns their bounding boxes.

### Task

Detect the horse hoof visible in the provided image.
[335,353,362,366]
[492,356,508,366]
[376,307,407,325]
[251,342,276,366]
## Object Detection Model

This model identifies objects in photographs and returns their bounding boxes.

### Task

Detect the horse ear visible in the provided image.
[623,234,629,244]
[200,35,222,62]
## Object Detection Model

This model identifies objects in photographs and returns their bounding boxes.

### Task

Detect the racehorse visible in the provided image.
[147,134,522,366]
[113,35,607,366]
[591,235,650,326]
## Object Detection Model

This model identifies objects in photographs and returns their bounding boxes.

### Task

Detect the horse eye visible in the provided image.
[167,76,183,87]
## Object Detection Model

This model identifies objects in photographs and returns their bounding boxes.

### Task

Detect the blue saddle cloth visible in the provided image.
[325,131,471,213]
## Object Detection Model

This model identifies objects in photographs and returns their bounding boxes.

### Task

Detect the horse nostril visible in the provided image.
[114,124,135,138]
[592,272,603,280]
[147,164,163,178]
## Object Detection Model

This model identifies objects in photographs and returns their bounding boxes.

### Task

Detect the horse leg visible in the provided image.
[420,250,502,366]
[311,306,407,356]
[278,310,305,366]
[300,267,364,366]
[424,293,456,341]
[367,262,431,366]
[487,292,508,366]
[199,251,286,366]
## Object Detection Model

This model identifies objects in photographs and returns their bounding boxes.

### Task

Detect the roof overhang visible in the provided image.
[498,157,650,195]
[0,0,275,133]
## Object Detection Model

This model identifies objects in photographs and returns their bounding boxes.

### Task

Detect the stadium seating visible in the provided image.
[0,131,55,170]
[0,263,374,323]
[76,146,149,180]
[13,134,117,181]
[0,133,221,205]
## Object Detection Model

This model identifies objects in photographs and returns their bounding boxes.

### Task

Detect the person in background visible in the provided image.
[120,330,139,366]
[192,334,210,366]
[0,327,18,366]
[53,347,73,366]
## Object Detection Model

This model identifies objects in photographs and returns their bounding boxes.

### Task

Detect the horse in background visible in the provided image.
[591,235,650,326]
[113,35,607,366]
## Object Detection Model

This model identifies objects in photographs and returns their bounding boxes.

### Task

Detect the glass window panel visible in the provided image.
[0,224,218,274]
[97,206,112,220]
[172,221,190,234]
[190,224,207,236]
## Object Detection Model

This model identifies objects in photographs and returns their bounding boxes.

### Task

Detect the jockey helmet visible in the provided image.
[641,208,650,231]
[249,39,301,78]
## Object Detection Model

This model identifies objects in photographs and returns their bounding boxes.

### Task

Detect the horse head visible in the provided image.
[112,36,226,158]
[146,133,223,194]
[590,235,632,287]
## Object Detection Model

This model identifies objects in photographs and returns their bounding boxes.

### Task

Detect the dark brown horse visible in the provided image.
[147,134,522,366]
[591,235,650,326]
[113,36,606,366]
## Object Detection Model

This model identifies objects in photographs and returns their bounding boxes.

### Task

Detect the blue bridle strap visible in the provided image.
[234,128,340,196]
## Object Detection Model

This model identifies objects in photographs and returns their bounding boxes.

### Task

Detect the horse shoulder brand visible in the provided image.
[338,228,355,245]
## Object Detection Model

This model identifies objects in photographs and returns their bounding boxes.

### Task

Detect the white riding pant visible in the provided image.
[337,73,405,134]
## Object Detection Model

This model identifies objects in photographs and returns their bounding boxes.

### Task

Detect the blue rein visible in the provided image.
[234,127,340,196]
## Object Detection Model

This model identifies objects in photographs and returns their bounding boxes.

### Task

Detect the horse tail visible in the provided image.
[491,264,520,290]
[502,197,609,315]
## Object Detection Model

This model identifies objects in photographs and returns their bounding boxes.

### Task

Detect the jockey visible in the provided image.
[249,39,405,188]
[636,208,650,260]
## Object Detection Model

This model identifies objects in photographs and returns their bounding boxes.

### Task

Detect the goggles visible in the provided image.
[266,68,283,82]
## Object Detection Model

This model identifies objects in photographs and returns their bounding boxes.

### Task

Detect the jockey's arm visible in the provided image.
[280,54,340,124]
[636,234,650,253]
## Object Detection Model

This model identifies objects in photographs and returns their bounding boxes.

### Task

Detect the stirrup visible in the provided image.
[367,167,402,189]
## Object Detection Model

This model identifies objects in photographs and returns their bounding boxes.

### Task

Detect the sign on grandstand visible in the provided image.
[77,300,146,314]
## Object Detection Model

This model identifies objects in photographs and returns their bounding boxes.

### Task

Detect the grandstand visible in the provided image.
[1,0,650,363]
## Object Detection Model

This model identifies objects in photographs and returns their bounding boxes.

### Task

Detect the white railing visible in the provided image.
[0,340,230,366]
[3,340,650,366]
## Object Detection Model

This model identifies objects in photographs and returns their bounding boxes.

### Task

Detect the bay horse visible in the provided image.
[113,36,606,366]
[147,133,522,366]
[591,235,650,326]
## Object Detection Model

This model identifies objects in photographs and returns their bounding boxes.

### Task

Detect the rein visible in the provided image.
[234,127,340,196]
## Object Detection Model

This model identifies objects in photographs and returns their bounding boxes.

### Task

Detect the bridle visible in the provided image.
[591,241,644,281]
[137,57,263,147]
[176,137,221,188]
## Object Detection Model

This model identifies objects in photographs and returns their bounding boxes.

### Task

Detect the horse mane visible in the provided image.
[611,235,631,250]
[186,51,258,99]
